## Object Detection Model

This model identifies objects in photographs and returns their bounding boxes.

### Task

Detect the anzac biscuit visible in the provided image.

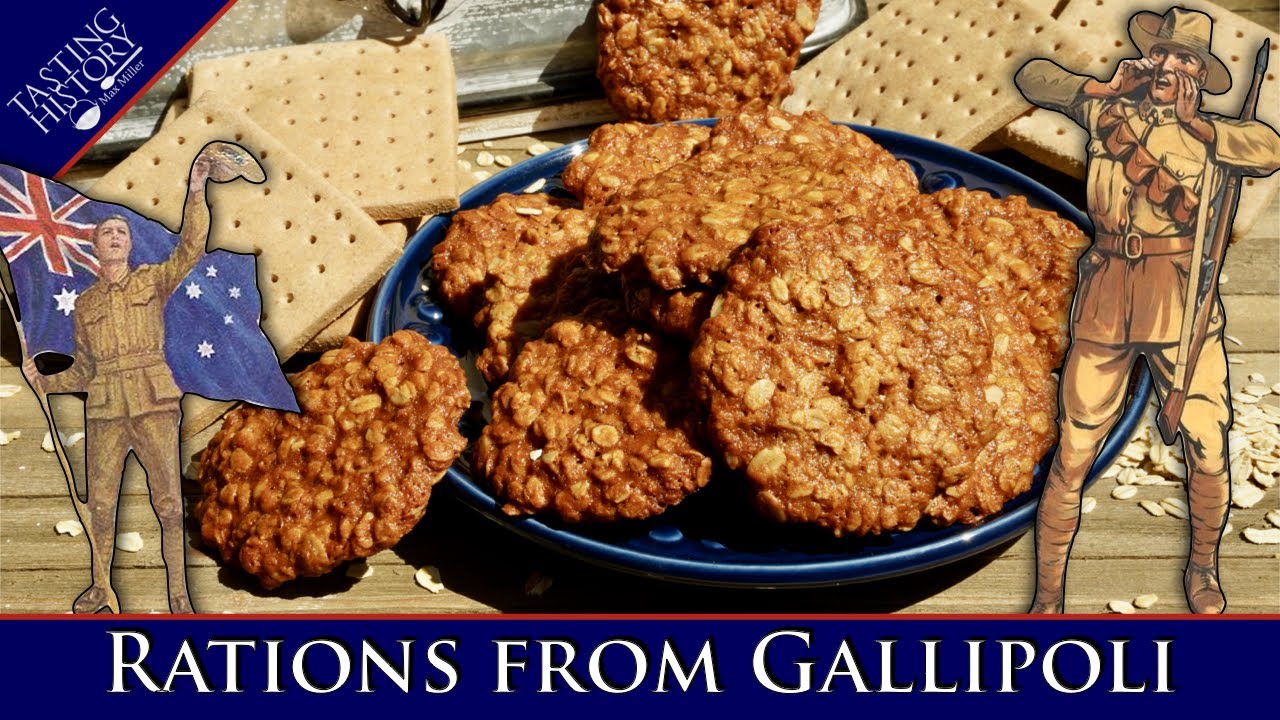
[595,0,818,122]
[594,104,919,292]
[430,193,594,321]
[620,275,717,340]
[196,331,469,588]
[562,121,711,208]
[906,189,1088,361]
[475,313,713,523]
[691,216,1058,535]
[476,248,615,384]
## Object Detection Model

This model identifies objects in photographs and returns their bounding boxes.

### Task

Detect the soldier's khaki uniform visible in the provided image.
[44,225,204,580]
[1017,60,1280,479]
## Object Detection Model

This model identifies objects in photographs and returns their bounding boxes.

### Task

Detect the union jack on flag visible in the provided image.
[0,171,100,277]
[1,163,297,413]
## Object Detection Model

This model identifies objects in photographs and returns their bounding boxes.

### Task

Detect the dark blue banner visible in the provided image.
[1,617,1276,716]
[0,1,235,177]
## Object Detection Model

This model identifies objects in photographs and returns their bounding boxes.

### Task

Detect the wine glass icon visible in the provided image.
[71,100,100,131]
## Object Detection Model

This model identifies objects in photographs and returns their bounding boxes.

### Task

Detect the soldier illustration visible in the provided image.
[1016,7,1280,614]
[16,143,270,614]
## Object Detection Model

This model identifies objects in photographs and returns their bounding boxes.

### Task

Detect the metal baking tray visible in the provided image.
[86,0,865,161]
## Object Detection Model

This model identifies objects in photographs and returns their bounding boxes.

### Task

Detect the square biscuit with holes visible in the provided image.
[188,34,459,222]
[90,93,405,436]
[784,0,1089,150]
[999,0,1279,238]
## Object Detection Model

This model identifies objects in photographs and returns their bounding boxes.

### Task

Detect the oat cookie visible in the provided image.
[691,216,1058,535]
[430,193,594,321]
[196,331,469,588]
[476,247,615,384]
[596,0,818,122]
[594,104,919,292]
[475,313,712,522]
[562,121,711,208]
[908,189,1089,361]
[620,274,716,340]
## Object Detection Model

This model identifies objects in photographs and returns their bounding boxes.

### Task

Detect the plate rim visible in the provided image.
[370,121,1151,588]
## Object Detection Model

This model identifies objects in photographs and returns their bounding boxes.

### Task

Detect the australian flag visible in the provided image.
[0,164,298,413]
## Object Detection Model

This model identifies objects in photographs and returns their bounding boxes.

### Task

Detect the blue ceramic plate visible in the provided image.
[370,122,1151,588]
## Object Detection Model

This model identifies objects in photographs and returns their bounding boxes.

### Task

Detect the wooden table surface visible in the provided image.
[1,1,1277,615]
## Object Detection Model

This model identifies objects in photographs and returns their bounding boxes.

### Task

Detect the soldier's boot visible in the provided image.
[195,141,266,184]
[1029,454,1088,614]
[1184,468,1229,614]
[153,489,194,614]
[73,503,121,614]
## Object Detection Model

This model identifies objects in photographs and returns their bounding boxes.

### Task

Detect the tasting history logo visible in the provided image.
[5,6,144,134]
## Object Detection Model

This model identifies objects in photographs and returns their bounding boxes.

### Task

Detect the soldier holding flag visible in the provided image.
[3,142,295,613]
[1016,7,1280,614]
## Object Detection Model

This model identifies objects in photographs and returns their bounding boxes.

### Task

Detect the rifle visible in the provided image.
[1158,39,1270,444]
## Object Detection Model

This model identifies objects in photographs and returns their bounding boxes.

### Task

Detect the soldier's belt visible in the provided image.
[1095,232,1194,259]
[94,352,169,374]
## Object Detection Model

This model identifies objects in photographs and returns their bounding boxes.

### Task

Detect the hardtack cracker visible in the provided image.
[300,221,409,353]
[189,34,459,221]
[91,93,404,436]
[998,0,1279,238]
[784,0,1089,150]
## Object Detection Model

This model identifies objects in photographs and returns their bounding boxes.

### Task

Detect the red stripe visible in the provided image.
[54,0,242,179]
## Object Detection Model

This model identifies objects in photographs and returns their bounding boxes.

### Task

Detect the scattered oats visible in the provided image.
[41,432,55,452]
[1243,384,1272,397]
[525,178,547,193]
[63,432,85,447]
[1265,509,1280,528]
[1232,392,1260,405]
[1117,467,1140,485]
[1101,464,1122,480]
[494,154,513,167]
[55,519,83,537]
[514,206,543,216]
[0,384,22,398]
[456,145,466,155]
[1107,599,1136,614]
[457,159,472,171]
[1081,496,1097,514]
[1224,521,1233,534]
[1139,499,1166,517]
[1273,383,1280,395]
[1112,485,1138,500]
[1218,272,1229,285]
[1228,356,1244,365]
[1242,527,1280,544]
[482,140,494,148]
[1121,443,1146,461]
[1159,497,1189,519]
[1133,472,1163,486]
[1253,467,1277,488]
[475,151,495,167]
[1225,334,1243,347]
[527,142,550,156]
[1247,373,1266,384]
[530,448,543,461]
[414,565,444,593]
[345,561,373,579]
[1133,593,1159,609]
[525,571,554,597]
[1231,481,1265,508]
[116,532,144,553]
[472,170,491,181]
[0,430,19,446]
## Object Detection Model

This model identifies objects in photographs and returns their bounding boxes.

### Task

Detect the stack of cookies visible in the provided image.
[432,103,1090,537]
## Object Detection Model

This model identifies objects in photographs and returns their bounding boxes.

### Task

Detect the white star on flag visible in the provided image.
[205,265,218,278]
[228,286,241,299]
[223,313,234,325]
[196,340,215,359]
[52,286,78,316]
[185,281,203,300]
